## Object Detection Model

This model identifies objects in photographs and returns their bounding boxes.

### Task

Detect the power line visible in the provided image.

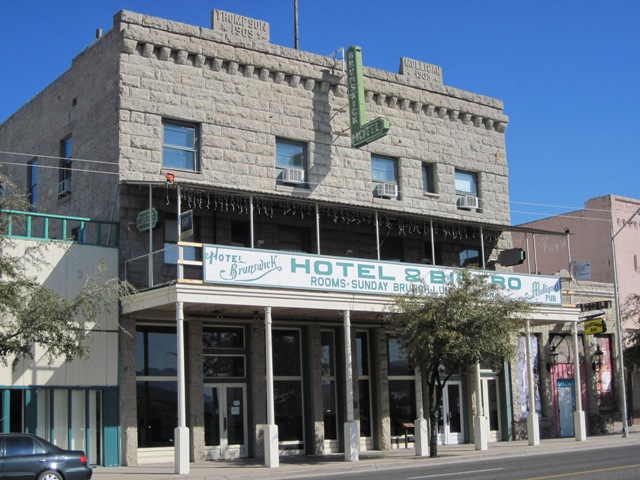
[0,150,118,168]
[510,200,614,215]
[510,209,612,223]
[0,160,119,176]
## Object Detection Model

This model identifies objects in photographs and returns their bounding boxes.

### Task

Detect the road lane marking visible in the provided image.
[408,468,504,479]
[525,463,640,479]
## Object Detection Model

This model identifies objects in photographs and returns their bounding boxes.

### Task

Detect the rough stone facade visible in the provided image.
[0,8,532,467]
[113,9,510,225]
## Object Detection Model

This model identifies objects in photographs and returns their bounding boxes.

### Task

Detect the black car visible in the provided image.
[0,433,92,480]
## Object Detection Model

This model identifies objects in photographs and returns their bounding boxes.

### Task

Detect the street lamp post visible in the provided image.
[611,205,640,438]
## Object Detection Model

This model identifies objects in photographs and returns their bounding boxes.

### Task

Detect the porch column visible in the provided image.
[414,369,428,456]
[343,310,359,462]
[474,362,488,451]
[147,185,153,287]
[264,306,279,467]
[572,321,586,441]
[174,301,189,474]
[525,320,540,446]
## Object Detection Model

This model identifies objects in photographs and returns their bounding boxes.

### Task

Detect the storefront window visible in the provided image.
[387,337,416,436]
[137,381,177,448]
[136,325,177,448]
[357,331,372,438]
[273,329,304,449]
[321,331,338,440]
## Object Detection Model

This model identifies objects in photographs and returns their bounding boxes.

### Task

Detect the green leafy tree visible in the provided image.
[623,294,640,368]
[0,181,135,368]
[390,268,531,457]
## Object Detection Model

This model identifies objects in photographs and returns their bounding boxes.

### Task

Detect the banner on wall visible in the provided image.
[518,336,541,418]
[202,245,562,305]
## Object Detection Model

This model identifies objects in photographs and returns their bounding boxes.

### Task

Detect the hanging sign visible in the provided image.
[584,319,606,335]
[346,45,390,148]
[180,210,194,240]
[136,208,158,232]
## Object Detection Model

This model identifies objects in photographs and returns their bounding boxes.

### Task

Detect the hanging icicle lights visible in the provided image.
[170,187,499,242]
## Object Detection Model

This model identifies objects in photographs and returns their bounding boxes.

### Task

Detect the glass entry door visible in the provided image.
[481,377,502,442]
[438,381,464,445]
[204,384,247,460]
[557,378,575,438]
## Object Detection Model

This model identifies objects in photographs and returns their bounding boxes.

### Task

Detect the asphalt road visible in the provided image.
[291,444,640,480]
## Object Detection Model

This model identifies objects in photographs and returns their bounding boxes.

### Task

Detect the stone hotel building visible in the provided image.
[2,8,610,468]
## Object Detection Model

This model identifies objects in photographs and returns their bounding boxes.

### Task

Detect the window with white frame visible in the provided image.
[371,154,399,199]
[202,326,246,379]
[276,139,307,185]
[455,169,479,209]
[454,170,478,195]
[321,330,338,441]
[136,325,178,448]
[273,329,305,450]
[163,120,198,171]
[387,337,416,438]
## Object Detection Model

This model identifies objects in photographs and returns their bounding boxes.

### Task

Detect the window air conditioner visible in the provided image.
[58,179,72,196]
[376,182,398,199]
[457,195,479,209]
[283,168,305,184]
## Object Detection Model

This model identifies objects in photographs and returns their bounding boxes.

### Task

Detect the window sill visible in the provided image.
[373,197,402,205]
[276,183,311,196]
[422,192,439,199]
[161,168,201,179]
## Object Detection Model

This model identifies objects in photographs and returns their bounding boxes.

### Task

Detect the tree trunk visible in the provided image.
[428,369,443,457]
[429,407,439,457]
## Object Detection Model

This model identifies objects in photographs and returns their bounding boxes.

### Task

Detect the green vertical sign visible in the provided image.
[346,45,390,148]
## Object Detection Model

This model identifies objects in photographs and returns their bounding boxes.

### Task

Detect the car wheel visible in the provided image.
[37,470,63,480]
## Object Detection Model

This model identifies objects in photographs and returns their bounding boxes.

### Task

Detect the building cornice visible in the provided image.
[114,10,508,135]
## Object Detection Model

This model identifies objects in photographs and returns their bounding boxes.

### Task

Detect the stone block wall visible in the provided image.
[114,10,511,227]
[0,28,121,223]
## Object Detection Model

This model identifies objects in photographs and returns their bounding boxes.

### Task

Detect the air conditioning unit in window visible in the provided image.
[58,179,72,196]
[457,195,479,209]
[283,168,305,184]
[376,182,398,199]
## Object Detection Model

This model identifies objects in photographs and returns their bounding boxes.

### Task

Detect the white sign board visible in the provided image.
[203,245,562,305]
[571,260,591,280]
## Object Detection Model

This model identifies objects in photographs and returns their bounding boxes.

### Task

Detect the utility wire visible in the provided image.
[0,160,119,176]
[0,150,118,168]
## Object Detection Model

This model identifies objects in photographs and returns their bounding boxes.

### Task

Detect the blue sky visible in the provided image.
[1,1,638,225]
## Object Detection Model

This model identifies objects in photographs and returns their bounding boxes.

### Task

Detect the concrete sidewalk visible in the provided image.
[92,427,640,480]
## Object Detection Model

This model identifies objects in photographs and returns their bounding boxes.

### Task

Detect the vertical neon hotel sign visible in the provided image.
[346,46,390,147]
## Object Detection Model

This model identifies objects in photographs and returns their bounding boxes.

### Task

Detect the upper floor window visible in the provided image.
[164,214,198,264]
[59,136,72,196]
[276,139,307,186]
[279,225,308,252]
[380,236,403,262]
[230,221,251,247]
[27,158,38,209]
[163,120,198,171]
[422,163,436,194]
[455,169,479,209]
[459,247,481,267]
[455,170,477,195]
[371,154,399,199]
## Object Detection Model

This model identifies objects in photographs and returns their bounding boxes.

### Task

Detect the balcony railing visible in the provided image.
[2,210,119,247]
[124,242,202,290]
